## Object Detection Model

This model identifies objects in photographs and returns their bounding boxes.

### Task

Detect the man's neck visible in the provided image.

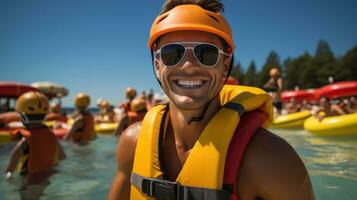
[168,97,221,150]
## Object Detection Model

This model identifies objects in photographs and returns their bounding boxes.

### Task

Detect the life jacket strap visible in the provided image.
[223,102,245,116]
[131,173,231,200]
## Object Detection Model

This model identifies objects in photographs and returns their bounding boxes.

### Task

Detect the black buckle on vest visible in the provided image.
[142,178,179,199]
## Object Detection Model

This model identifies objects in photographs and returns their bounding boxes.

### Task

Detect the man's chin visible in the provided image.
[170,95,207,110]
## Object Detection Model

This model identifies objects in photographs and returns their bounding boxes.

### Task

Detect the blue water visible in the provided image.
[0,136,117,200]
[0,129,356,200]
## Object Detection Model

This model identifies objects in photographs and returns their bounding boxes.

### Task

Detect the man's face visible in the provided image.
[154,31,231,110]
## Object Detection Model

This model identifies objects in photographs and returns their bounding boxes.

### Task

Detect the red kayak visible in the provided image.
[314,81,357,99]
[0,82,39,98]
[53,127,69,139]
[281,89,317,102]
[0,126,69,142]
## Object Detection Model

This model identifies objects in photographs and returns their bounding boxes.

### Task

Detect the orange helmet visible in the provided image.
[130,98,147,112]
[16,92,49,115]
[270,68,280,77]
[50,102,61,113]
[148,5,234,50]
[74,93,90,109]
[125,87,137,100]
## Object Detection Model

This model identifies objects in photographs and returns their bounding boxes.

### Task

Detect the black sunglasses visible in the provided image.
[155,42,231,67]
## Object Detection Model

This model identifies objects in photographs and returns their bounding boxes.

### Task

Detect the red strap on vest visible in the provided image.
[223,110,267,200]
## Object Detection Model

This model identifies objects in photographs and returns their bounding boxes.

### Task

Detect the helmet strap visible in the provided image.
[20,113,45,128]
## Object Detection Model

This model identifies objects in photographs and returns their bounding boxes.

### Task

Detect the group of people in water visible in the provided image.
[263,67,357,121]
[5,0,356,199]
[1,86,161,192]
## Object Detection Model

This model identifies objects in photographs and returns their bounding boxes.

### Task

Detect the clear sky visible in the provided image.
[1,0,356,107]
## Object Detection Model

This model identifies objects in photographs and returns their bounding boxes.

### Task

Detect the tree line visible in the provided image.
[230,40,357,90]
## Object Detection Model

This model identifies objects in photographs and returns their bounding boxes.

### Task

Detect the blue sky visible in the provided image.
[1,0,356,107]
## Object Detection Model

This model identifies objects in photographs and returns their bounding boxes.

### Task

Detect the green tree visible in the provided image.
[314,39,336,86]
[243,60,257,86]
[337,45,357,81]
[284,52,314,89]
[230,62,245,84]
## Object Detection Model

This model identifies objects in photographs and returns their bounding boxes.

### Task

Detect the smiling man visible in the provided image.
[108,0,314,199]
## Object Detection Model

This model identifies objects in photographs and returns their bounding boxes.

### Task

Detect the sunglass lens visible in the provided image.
[161,44,185,66]
[194,44,219,66]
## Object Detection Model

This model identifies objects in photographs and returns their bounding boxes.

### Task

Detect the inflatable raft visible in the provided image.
[95,122,118,134]
[314,81,357,99]
[67,118,117,134]
[272,110,311,129]
[304,113,357,136]
[0,82,39,98]
[281,90,316,103]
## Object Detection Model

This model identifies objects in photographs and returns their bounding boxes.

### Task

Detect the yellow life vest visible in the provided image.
[130,85,273,199]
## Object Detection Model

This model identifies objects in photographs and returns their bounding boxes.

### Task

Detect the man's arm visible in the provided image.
[237,128,314,200]
[114,113,129,136]
[5,138,25,176]
[331,104,346,115]
[64,117,84,141]
[108,122,140,200]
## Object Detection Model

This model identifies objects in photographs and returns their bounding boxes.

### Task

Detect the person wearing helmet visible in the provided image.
[64,93,95,144]
[263,67,283,115]
[109,1,313,200]
[146,89,155,109]
[119,87,137,112]
[45,102,68,123]
[114,98,147,136]
[95,100,116,123]
[4,92,66,185]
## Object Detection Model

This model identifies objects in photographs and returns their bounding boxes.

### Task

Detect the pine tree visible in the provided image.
[243,60,257,86]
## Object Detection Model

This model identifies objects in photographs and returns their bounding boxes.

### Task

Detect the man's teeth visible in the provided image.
[177,80,204,87]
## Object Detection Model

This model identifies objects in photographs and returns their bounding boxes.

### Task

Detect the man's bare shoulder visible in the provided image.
[238,128,314,200]
[120,121,141,142]
[116,122,141,167]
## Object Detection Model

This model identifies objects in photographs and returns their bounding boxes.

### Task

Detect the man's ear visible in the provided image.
[154,60,160,79]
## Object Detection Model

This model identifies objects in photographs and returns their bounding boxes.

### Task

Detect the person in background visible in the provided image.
[284,98,301,114]
[119,87,137,112]
[45,102,68,123]
[95,100,116,123]
[64,93,95,144]
[139,91,147,101]
[313,96,346,121]
[146,89,155,110]
[5,92,66,184]
[346,96,357,113]
[114,98,147,136]
[300,99,312,111]
[263,67,283,115]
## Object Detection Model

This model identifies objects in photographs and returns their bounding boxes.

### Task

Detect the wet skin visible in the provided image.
[108,31,314,200]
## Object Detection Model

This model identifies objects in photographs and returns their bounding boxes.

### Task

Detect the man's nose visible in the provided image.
[179,49,201,71]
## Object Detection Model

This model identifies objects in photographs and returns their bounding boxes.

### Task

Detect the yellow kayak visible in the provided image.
[0,130,13,143]
[304,113,357,136]
[67,118,117,134]
[95,122,118,134]
[272,111,311,129]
